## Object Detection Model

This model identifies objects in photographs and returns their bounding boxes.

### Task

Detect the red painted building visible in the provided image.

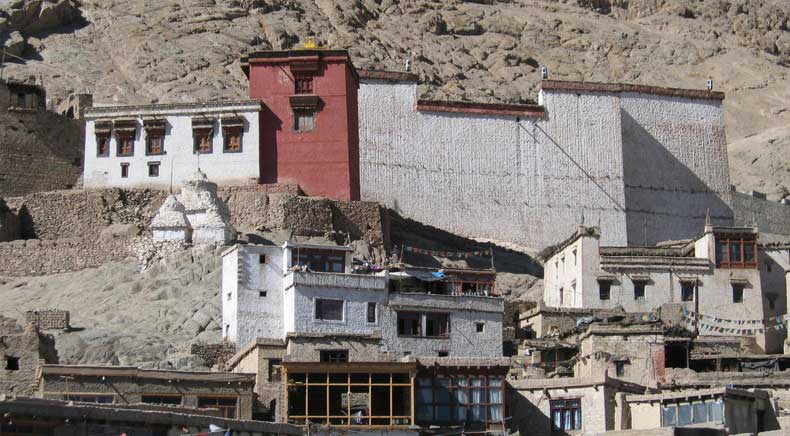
[242,49,360,201]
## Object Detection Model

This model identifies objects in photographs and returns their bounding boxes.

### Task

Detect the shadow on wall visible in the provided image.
[389,210,543,276]
[506,387,558,436]
[259,105,280,184]
[620,110,733,245]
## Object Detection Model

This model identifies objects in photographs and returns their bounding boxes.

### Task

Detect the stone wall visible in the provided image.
[189,342,237,369]
[0,315,58,397]
[0,88,84,197]
[0,198,19,241]
[24,309,70,330]
[0,237,132,276]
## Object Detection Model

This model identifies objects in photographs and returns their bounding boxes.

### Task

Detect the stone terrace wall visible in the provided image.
[0,186,389,277]
[0,237,131,276]
[189,342,237,369]
[24,309,70,330]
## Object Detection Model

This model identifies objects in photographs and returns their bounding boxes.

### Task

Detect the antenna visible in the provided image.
[707,79,713,91]
[404,58,412,72]
[541,66,548,80]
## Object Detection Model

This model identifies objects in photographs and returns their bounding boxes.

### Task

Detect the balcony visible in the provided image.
[285,271,388,291]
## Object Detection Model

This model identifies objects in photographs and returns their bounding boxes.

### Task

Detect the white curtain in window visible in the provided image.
[488,377,503,422]
[471,378,484,421]
[455,378,468,422]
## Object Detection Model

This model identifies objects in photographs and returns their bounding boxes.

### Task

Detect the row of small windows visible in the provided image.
[591,280,750,304]
[95,119,244,157]
[119,162,160,178]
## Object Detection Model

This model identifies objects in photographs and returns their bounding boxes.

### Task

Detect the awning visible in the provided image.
[192,117,215,129]
[389,269,446,282]
[729,277,750,285]
[113,118,137,133]
[221,114,245,128]
[94,120,112,134]
[143,118,166,131]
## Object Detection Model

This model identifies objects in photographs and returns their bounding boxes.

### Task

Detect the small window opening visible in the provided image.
[732,284,744,303]
[120,163,129,178]
[148,162,160,177]
[599,280,611,301]
[367,302,377,323]
[259,291,267,297]
[259,255,266,264]
[5,356,19,371]
[681,281,695,302]
[320,350,349,363]
[476,322,485,333]
[634,281,646,301]
[615,361,625,377]
[227,292,232,301]
[294,111,315,132]
[437,351,449,357]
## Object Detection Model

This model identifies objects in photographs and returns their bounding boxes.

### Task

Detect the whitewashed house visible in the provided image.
[82,100,262,189]
[542,223,789,353]
[221,242,504,358]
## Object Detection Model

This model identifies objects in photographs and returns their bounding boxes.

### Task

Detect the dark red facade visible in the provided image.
[243,49,360,201]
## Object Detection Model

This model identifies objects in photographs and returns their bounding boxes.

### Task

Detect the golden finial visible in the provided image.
[303,37,317,49]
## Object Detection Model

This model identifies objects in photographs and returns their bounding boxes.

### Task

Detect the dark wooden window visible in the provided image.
[550,399,582,431]
[397,312,421,336]
[715,235,758,269]
[198,396,238,419]
[681,281,695,302]
[293,248,345,273]
[141,395,182,406]
[315,298,343,321]
[320,350,349,363]
[425,313,449,337]
[120,163,129,178]
[295,74,313,94]
[367,302,377,323]
[634,281,646,301]
[732,284,744,303]
[117,135,134,156]
[148,162,160,177]
[96,135,110,157]
[194,128,213,154]
[223,127,242,152]
[598,280,611,300]
[146,133,164,155]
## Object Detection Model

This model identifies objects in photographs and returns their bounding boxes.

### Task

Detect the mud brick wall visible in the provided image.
[0,237,131,276]
[190,342,237,369]
[25,309,70,330]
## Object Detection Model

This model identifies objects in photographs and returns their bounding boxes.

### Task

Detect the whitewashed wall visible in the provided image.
[222,245,285,346]
[358,80,737,249]
[83,102,261,189]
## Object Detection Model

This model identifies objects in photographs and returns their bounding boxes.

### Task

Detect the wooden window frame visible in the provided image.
[96,134,110,157]
[140,394,182,406]
[63,394,114,404]
[293,248,345,273]
[145,131,165,156]
[193,128,214,154]
[415,375,504,426]
[295,74,314,94]
[598,280,612,301]
[715,235,758,269]
[634,281,646,301]
[396,312,450,338]
[116,133,134,157]
[120,163,129,178]
[315,298,344,322]
[197,395,239,419]
[293,110,316,133]
[285,370,414,427]
[550,398,582,431]
[680,281,695,302]
[367,302,377,324]
[732,284,744,303]
[147,161,160,178]
[320,350,350,363]
[222,126,243,153]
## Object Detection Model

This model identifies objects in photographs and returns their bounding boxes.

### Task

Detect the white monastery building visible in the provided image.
[221,241,504,358]
[82,100,262,189]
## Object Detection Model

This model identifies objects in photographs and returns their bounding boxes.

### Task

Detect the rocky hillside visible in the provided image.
[1,0,788,194]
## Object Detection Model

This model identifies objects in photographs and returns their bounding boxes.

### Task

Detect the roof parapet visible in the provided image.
[540,80,725,101]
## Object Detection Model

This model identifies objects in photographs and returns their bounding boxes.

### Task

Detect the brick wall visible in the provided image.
[24,309,70,330]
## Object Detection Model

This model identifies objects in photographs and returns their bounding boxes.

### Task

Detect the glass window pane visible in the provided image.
[435,379,450,403]
[678,404,692,426]
[692,401,707,423]
[730,241,742,262]
[709,400,723,422]
[662,405,677,427]
[417,405,433,422]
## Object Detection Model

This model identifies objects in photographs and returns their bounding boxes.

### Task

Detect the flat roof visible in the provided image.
[283,361,417,373]
[243,48,351,61]
[84,100,263,119]
[540,80,725,101]
[627,387,767,403]
[39,365,256,383]
[510,375,647,392]
[358,69,419,83]
[416,99,544,118]
[0,396,301,433]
